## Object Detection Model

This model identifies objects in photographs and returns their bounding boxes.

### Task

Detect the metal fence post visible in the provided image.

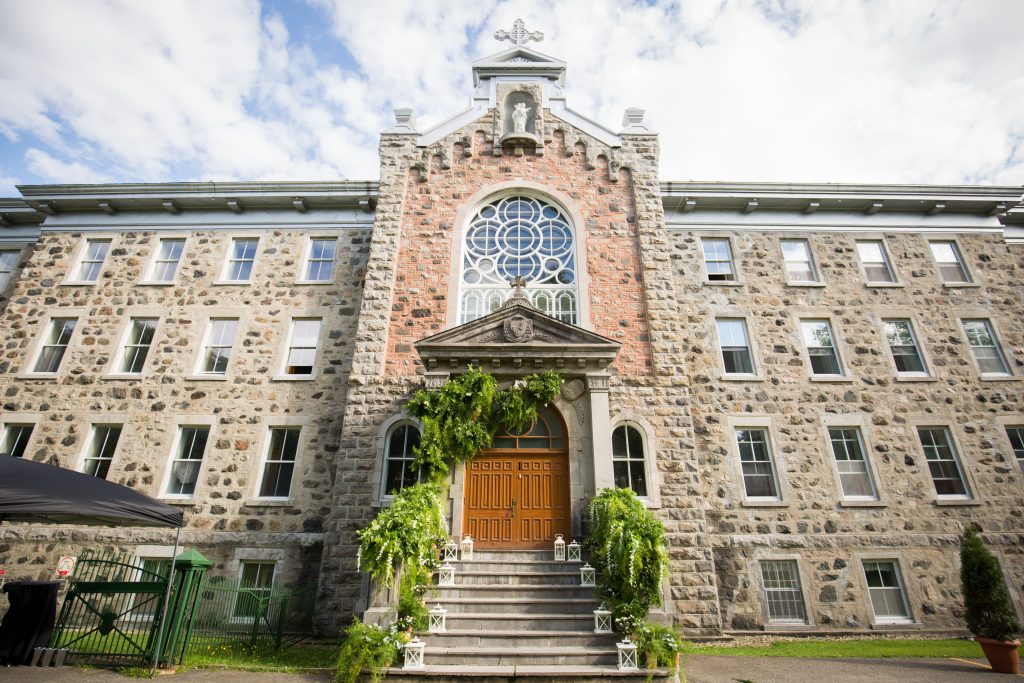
[159,549,212,666]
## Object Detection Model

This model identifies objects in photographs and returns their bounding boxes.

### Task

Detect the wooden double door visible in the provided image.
[463,452,570,549]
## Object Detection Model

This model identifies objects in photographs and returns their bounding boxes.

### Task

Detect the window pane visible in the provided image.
[781,240,816,281]
[286,319,321,375]
[151,239,185,281]
[1,424,33,458]
[930,242,970,282]
[717,319,754,374]
[259,428,299,497]
[963,320,1008,374]
[829,428,877,499]
[34,318,77,373]
[77,240,110,281]
[801,321,842,375]
[857,241,894,282]
[0,250,20,289]
[611,425,648,496]
[202,319,238,373]
[737,429,778,498]
[918,428,968,497]
[306,238,337,281]
[167,427,209,495]
[760,560,806,622]
[120,319,158,373]
[83,426,122,479]
[703,238,735,281]
[383,424,422,496]
[1006,427,1024,475]
[884,320,925,374]
[863,561,910,620]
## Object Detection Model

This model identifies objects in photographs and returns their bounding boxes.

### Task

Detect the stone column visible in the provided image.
[587,373,614,490]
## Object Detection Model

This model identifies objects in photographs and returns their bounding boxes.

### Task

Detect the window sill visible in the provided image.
[785,281,826,288]
[869,621,922,630]
[808,375,854,383]
[212,280,253,286]
[941,282,981,289]
[764,622,816,631]
[934,498,982,507]
[245,498,294,507]
[60,281,100,287]
[721,374,765,382]
[185,374,230,382]
[894,375,938,383]
[978,374,1020,382]
[159,497,198,506]
[294,279,334,286]
[101,373,148,381]
[136,281,177,287]
[864,282,904,288]
[839,500,887,508]
[18,372,60,380]
[271,374,317,382]
[741,499,787,508]
[703,280,744,287]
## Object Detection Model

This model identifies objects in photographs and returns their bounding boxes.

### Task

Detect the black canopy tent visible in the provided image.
[0,456,183,669]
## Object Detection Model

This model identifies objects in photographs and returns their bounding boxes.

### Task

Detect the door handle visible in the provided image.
[510,498,516,518]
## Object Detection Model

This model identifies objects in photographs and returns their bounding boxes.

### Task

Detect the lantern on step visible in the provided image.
[443,540,459,562]
[616,637,638,671]
[439,562,455,586]
[553,534,566,561]
[567,539,582,562]
[580,562,596,587]
[403,636,425,669]
[460,534,474,560]
[429,603,448,633]
[593,603,612,634]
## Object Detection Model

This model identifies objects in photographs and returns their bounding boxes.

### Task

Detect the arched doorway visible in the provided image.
[463,406,571,549]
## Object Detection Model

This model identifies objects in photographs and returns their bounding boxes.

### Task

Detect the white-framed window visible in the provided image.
[780,239,818,283]
[929,241,971,283]
[165,426,210,496]
[32,318,77,374]
[716,318,755,375]
[917,427,970,498]
[828,427,878,500]
[82,425,122,479]
[759,559,807,623]
[234,561,275,619]
[223,237,258,282]
[303,237,337,282]
[883,319,927,376]
[0,250,21,290]
[612,424,648,497]
[1007,426,1024,475]
[283,318,322,376]
[962,319,1009,375]
[73,238,111,282]
[800,320,844,376]
[0,423,34,458]
[855,240,895,283]
[459,195,577,324]
[199,319,239,375]
[116,318,158,374]
[702,237,736,282]
[257,427,300,498]
[382,423,422,497]
[862,560,912,623]
[736,428,780,500]
[147,238,185,282]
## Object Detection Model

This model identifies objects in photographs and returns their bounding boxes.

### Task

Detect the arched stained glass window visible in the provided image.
[459,195,578,324]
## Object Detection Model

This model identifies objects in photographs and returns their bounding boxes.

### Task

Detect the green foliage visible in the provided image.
[680,638,984,659]
[334,618,404,683]
[397,563,432,632]
[960,526,1021,641]
[635,620,686,673]
[496,371,563,434]
[357,483,448,588]
[585,488,669,631]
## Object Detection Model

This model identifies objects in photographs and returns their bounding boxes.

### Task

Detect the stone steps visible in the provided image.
[375,664,671,682]
[424,646,618,666]
[431,585,594,599]
[443,612,596,631]
[439,571,586,586]
[436,597,598,614]
[424,630,617,648]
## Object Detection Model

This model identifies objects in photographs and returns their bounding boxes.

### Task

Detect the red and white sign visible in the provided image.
[56,556,76,577]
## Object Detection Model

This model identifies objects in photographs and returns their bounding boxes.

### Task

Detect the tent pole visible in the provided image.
[151,525,181,673]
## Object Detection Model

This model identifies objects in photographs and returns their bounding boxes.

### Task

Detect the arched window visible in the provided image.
[382,423,422,497]
[612,424,648,497]
[459,195,577,324]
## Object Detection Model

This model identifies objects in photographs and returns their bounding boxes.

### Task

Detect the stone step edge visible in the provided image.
[446,612,593,619]
[420,630,609,637]
[382,664,669,677]
[432,584,592,590]
[436,570,585,576]
[418,647,618,655]
[435,597,597,604]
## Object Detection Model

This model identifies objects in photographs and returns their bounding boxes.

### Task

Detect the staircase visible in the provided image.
[382,549,673,682]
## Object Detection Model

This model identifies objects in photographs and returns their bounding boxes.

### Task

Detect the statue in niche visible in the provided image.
[511,102,532,133]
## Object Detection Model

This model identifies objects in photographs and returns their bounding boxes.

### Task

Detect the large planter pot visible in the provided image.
[976,636,1021,674]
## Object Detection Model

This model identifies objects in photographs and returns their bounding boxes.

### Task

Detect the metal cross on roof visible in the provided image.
[494,19,543,47]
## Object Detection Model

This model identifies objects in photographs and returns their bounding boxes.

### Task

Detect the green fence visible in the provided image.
[186,576,316,657]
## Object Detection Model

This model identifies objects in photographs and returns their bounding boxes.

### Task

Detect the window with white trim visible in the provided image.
[759,560,807,623]
[74,239,111,282]
[917,427,970,498]
[284,318,321,376]
[117,318,158,374]
[855,240,895,283]
[258,428,299,498]
[780,239,818,283]
[199,319,239,375]
[736,428,780,500]
[0,250,20,290]
[702,238,736,282]
[963,319,1009,375]
[929,241,971,283]
[800,320,843,376]
[459,196,577,324]
[83,425,122,479]
[382,423,422,496]
[716,318,755,375]
[148,238,185,282]
[612,424,648,497]
[224,238,258,282]
[828,427,878,500]
[165,426,210,496]
[883,319,927,376]
[1,423,33,458]
[1006,426,1024,475]
[304,238,337,282]
[33,318,77,373]
[862,560,911,623]
[234,561,275,619]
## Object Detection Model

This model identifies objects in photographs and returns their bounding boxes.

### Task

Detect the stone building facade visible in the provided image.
[1,35,1023,637]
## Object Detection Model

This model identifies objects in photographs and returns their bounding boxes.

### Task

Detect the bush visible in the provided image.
[960,526,1020,641]
[334,618,405,683]
[635,620,686,673]
[357,483,448,588]
[585,488,669,631]
[397,563,432,632]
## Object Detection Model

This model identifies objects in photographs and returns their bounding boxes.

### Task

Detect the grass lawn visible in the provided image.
[182,641,337,672]
[683,638,984,659]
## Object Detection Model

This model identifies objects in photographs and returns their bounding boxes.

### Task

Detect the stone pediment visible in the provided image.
[415,302,620,374]
[472,47,567,87]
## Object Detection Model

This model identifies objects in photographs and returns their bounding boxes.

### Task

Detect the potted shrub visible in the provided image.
[960,526,1021,674]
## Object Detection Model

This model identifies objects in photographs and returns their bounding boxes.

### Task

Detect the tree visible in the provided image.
[960,526,1020,641]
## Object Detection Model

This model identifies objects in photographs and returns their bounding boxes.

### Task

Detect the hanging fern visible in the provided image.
[356,483,448,588]
[496,371,563,434]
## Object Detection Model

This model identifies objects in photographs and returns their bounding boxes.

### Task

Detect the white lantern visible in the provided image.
[593,603,612,633]
[428,603,447,632]
[553,534,566,561]
[460,534,474,560]
[580,562,596,586]
[403,636,425,670]
[567,539,582,562]
[443,541,459,562]
[439,562,455,586]
[616,637,638,671]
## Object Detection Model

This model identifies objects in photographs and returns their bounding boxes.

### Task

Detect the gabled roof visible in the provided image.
[472,46,567,87]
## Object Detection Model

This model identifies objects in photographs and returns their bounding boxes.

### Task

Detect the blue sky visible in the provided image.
[1,0,1022,197]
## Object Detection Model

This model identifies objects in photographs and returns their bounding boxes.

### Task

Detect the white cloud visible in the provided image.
[24,149,113,184]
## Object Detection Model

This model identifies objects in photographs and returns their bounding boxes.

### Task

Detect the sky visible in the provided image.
[0,0,1022,198]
